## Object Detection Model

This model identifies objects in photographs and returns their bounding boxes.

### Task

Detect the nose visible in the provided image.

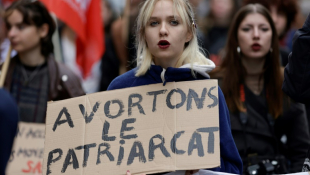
[253,27,260,40]
[159,22,168,37]
[7,26,17,39]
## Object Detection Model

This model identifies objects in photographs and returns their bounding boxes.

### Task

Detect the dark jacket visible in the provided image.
[108,65,243,174]
[0,89,18,175]
[1,55,85,101]
[282,13,310,172]
[228,84,309,174]
[282,13,310,104]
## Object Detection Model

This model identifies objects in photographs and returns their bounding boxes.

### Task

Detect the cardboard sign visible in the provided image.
[43,80,220,175]
[6,122,45,175]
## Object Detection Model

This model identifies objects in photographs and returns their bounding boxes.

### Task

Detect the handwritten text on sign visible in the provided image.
[6,122,45,175]
[43,80,220,175]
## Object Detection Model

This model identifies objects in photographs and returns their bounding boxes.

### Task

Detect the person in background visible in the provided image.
[0,3,16,64]
[282,13,310,172]
[99,0,143,91]
[99,0,121,91]
[108,0,243,174]
[243,0,298,67]
[0,89,18,175]
[1,0,84,123]
[211,4,310,174]
[200,0,237,66]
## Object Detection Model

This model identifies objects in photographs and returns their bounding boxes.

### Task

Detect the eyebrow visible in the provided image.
[149,15,180,20]
[242,24,270,27]
[7,21,24,26]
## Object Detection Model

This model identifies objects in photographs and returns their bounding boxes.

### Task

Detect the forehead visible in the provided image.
[151,0,178,17]
[6,10,23,24]
[240,13,270,26]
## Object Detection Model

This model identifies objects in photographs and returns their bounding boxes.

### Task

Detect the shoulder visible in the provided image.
[108,68,138,90]
[56,61,81,83]
[52,60,85,97]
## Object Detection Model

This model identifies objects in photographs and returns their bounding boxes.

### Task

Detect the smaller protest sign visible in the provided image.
[6,122,45,175]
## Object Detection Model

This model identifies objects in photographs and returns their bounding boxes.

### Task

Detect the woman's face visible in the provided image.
[144,0,192,68]
[6,10,46,54]
[238,13,272,60]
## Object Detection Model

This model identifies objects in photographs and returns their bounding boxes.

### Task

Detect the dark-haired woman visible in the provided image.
[211,4,310,174]
[0,0,84,123]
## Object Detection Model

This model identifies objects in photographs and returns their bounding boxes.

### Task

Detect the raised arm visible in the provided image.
[283,13,310,104]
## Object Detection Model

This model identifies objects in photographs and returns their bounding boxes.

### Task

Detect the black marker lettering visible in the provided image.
[46,148,63,175]
[117,140,125,166]
[52,107,74,132]
[75,143,96,167]
[197,127,219,153]
[104,100,125,119]
[187,88,207,111]
[61,149,79,173]
[166,89,186,109]
[120,118,138,139]
[79,102,101,123]
[146,90,167,112]
[102,121,116,141]
[207,86,218,108]
[170,131,186,155]
[127,141,146,165]
[149,134,171,161]
[97,143,114,164]
[188,131,204,157]
[128,93,145,116]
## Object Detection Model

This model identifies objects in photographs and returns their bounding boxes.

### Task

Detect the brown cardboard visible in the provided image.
[43,79,220,175]
[6,122,45,175]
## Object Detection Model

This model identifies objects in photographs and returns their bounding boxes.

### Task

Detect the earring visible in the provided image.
[270,48,273,53]
[237,46,241,54]
[192,21,197,29]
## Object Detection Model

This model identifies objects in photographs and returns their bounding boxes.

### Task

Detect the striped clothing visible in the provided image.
[10,61,49,123]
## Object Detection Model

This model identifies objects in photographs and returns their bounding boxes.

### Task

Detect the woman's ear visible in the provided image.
[39,23,49,38]
[186,30,193,43]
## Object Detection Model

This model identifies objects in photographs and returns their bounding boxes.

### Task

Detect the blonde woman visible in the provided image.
[108,0,242,174]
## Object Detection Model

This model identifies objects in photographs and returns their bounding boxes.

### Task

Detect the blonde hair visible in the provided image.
[135,0,210,76]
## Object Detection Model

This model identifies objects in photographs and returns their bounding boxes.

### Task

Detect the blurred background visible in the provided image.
[0,0,309,94]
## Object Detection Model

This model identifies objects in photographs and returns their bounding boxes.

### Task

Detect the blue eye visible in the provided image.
[170,20,179,26]
[150,21,159,26]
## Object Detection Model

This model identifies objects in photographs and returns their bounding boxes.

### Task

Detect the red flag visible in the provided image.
[40,0,104,78]
[2,0,15,7]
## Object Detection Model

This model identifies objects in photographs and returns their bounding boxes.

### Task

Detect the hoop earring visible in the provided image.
[237,46,241,54]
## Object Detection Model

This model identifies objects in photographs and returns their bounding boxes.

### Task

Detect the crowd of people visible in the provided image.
[0,0,310,175]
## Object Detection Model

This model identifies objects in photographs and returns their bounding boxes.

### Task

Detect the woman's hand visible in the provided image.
[126,170,146,175]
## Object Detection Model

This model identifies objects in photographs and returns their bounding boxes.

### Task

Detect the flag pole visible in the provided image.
[0,45,12,88]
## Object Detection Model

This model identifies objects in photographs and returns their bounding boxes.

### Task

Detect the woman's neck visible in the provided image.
[242,57,265,95]
[153,57,179,69]
[18,47,45,67]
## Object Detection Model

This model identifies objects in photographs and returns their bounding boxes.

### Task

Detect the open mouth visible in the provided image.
[251,43,261,51]
[158,40,170,49]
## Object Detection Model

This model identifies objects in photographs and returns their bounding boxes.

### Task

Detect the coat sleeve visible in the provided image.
[209,87,243,174]
[283,13,310,104]
[0,89,18,175]
[285,102,310,172]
